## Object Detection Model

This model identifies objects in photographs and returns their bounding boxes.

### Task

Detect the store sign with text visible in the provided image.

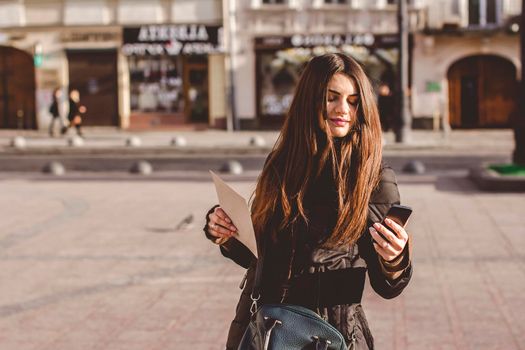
[122,24,224,56]
[254,33,399,50]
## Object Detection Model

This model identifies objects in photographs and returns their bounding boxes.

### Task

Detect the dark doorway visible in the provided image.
[0,46,36,129]
[486,0,498,24]
[447,55,517,128]
[468,0,481,26]
[184,56,209,124]
[460,76,478,128]
[67,49,119,126]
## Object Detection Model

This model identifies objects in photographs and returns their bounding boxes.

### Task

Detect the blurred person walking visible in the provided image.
[204,53,413,350]
[48,88,65,137]
[62,89,86,137]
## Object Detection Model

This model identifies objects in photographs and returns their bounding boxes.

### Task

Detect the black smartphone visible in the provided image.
[382,204,413,228]
[374,204,413,242]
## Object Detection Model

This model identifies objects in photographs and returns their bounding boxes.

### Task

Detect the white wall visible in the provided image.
[64,0,112,25]
[0,1,25,27]
[172,0,222,23]
[25,0,62,26]
[117,52,130,129]
[233,36,256,120]
[209,54,226,122]
[117,0,166,24]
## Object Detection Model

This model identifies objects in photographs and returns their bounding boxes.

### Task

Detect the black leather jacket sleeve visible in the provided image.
[358,166,413,299]
[204,153,276,269]
[219,238,256,269]
[204,205,256,269]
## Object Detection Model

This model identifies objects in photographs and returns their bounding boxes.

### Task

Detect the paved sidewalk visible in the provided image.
[0,172,524,349]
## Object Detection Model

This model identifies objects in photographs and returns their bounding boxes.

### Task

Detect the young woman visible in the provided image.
[62,89,86,137]
[205,53,412,350]
[48,88,64,137]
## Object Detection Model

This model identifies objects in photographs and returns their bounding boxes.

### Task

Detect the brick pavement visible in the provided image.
[0,173,524,350]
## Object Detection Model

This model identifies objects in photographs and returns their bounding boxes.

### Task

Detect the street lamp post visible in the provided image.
[396,0,412,143]
[513,0,525,165]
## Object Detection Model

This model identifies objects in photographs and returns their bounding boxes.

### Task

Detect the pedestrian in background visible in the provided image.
[377,82,395,132]
[204,53,413,349]
[48,87,65,137]
[62,89,86,137]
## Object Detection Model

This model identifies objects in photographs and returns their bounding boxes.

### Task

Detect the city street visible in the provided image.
[1,0,523,348]
[0,166,524,349]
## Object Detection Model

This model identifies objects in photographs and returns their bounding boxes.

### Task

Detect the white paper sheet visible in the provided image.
[209,171,258,258]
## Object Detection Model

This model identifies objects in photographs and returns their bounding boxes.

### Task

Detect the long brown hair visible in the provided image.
[251,53,383,247]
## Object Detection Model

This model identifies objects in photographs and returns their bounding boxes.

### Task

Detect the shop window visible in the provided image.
[468,0,501,26]
[257,45,399,122]
[469,0,481,25]
[262,0,286,4]
[325,0,348,4]
[486,0,499,24]
[258,50,305,117]
[129,56,185,114]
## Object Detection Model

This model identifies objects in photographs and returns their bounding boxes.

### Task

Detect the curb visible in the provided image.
[469,164,525,192]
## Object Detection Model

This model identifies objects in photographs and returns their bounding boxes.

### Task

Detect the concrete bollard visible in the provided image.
[42,161,66,176]
[68,136,84,147]
[249,135,266,147]
[170,136,187,147]
[402,160,426,174]
[220,160,243,175]
[126,136,142,147]
[10,136,27,149]
[130,160,153,175]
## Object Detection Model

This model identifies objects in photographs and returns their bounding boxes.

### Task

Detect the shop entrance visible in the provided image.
[447,55,517,128]
[184,56,209,124]
[460,76,478,128]
[0,46,36,129]
[67,49,119,126]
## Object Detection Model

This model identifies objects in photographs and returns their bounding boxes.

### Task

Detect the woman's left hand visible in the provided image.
[369,218,409,262]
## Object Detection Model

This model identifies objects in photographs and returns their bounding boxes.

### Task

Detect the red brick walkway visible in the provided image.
[0,174,523,349]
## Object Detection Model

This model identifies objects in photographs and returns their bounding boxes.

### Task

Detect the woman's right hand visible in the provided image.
[207,206,237,241]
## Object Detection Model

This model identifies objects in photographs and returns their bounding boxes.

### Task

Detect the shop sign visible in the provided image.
[61,32,120,43]
[426,81,441,92]
[255,33,399,50]
[122,24,223,56]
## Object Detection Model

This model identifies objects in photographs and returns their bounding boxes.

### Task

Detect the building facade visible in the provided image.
[0,0,521,131]
[412,0,522,129]
[229,0,427,129]
[0,0,226,130]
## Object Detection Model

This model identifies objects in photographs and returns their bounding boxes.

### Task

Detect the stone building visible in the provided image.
[0,0,226,130]
[0,0,521,131]
[228,0,426,129]
[412,0,521,129]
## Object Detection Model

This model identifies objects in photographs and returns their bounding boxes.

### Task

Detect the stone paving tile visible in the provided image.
[0,175,524,350]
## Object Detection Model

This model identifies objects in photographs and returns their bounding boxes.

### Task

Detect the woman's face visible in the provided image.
[319,73,359,138]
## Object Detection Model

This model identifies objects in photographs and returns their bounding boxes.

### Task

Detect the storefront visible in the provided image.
[254,33,402,129]
[66,48,119,127]
[122,24,224,129]
[0,45,36,129]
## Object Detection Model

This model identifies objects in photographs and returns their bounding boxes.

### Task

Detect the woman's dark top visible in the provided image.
[205,159,413,350]
[68,98,80,121]
[49,99,59,118]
